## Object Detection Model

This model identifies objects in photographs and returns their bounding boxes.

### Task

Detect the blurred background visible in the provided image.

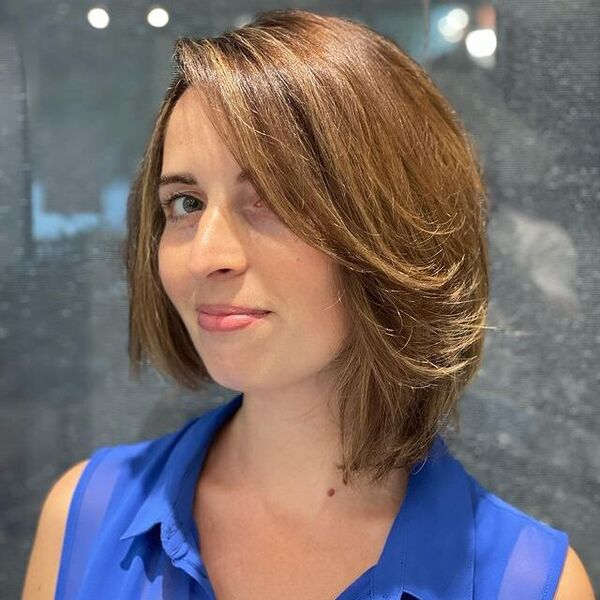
[0,0,598,597]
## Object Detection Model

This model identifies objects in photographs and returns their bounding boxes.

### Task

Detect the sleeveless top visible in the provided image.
[54,393,569,600]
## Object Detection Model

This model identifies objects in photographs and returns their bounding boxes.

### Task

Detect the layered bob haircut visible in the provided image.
[125,8,490,487]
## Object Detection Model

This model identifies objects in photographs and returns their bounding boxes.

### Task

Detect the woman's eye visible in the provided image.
[160,193,203,223]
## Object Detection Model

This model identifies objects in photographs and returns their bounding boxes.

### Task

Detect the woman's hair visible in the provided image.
[124,8,490,487]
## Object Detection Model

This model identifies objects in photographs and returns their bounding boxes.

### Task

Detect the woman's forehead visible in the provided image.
[162,90,235,171]
[165,90,214,143]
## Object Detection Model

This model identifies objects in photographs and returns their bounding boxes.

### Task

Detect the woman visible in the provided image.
[23,8,594,600]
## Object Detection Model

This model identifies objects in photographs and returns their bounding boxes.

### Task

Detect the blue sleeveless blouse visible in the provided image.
[55,393,569,599]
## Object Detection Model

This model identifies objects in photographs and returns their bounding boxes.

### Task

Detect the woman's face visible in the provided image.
[158,88,348,393]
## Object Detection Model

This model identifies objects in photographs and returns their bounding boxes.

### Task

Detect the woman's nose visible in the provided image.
[186,205,248,279]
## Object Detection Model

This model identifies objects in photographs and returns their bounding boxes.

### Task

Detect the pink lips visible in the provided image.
[197,310,270,332]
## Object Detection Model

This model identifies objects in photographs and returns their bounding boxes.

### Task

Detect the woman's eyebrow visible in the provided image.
[158,170,250,187]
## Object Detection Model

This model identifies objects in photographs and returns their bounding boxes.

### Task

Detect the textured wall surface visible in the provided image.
[1,1,598,598]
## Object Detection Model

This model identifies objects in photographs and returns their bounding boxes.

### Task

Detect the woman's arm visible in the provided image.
[21,460,89,600]
[554,545,596,600]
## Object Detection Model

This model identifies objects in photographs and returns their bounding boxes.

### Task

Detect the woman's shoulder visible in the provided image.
[22,412,211,598]
[22,437,158,598]
[469,474,568,543]
[464,470,576,599]
[55,404,223,510]
[467,476,595,599]
[55,406,223,519]
[438,444,570,546]
[22,460,90,599]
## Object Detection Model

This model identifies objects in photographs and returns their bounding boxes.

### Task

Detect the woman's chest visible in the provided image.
[198,535,374,600]
[193,487,390,600]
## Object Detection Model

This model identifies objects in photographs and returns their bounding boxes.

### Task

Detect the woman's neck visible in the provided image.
[200,389,409,523]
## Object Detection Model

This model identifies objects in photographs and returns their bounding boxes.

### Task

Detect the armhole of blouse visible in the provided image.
[54,446,111,600]
[542,529,570,600]
[496,518,570,600]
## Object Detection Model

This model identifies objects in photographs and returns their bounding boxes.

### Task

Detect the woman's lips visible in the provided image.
[197,304,269,315]
[197,311,270,332]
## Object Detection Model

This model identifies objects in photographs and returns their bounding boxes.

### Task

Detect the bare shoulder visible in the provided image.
[553,545,596,600]
[21,459,90,600]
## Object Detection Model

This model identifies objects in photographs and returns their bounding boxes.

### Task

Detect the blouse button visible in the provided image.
[170,542,188,561]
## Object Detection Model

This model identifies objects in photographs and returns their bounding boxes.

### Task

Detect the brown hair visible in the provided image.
[124,8,490,487]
